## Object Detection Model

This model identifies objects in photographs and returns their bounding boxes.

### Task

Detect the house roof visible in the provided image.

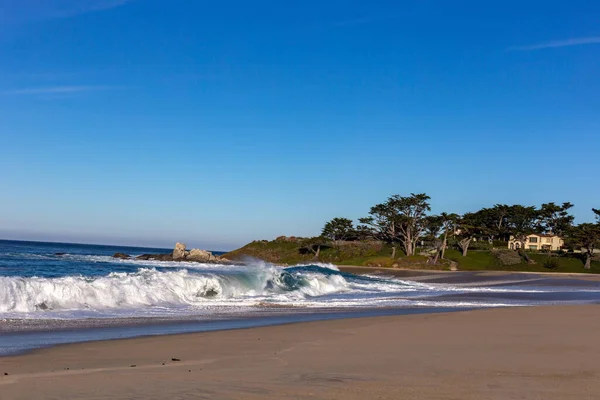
[528,233,560,238]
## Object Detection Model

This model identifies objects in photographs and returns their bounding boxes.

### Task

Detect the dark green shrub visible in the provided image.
[491,249,523,266]
[543,258,559,270]
[469,241,493,250]
[492,240,508,248]
[365,257,396,268]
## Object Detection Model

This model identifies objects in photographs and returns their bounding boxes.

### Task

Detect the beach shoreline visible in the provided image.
[337,264,600,279]
[3,268,600,358]
[0,306,466,356]
[1,305,599,399]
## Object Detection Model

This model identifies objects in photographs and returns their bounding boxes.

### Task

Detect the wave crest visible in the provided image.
[0,265,351,314]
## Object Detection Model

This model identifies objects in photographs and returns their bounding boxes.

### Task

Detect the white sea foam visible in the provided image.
[1,261,596,319]
[0,264,358,317]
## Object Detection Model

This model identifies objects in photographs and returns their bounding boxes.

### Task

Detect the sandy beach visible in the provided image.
[1,305,599,400]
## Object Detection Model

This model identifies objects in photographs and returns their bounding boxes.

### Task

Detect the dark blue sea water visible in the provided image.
[0,240,224,278]
[1,239,599,356]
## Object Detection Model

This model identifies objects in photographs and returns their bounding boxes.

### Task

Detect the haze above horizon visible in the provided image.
[1,0,598,250]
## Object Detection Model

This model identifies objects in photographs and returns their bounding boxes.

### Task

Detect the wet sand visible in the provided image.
[338,265,600,282]
[1,305,599,399]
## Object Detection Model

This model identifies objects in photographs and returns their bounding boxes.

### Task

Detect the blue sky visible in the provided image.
[0,0,599,250]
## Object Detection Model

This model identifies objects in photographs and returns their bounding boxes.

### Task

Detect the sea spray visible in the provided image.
[3,242,598,321]
[0,264,359,315]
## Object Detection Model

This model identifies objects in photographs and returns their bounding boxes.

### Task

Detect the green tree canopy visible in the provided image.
[424,215,444,242]
[566,223,600,269]
[505,205,539,246]
[454,212,490,256]
[426,213,458,263]
[321,218,355,242]
[300,236,331,259]
[354,224,375,241]
[537,202,574,236]
[360,193,431,258]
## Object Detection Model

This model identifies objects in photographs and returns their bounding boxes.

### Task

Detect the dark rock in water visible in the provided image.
[201,288,219,298]
[136,254,173,261]
[55,253,66,256]
[112,253,131,260]
[36,302,50,310]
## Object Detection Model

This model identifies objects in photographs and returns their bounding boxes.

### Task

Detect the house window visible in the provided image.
[529,245,538,250]
[544,238,552,243]
[529,237,538,243]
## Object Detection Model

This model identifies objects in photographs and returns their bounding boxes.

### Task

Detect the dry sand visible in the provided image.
[1,305,599,399]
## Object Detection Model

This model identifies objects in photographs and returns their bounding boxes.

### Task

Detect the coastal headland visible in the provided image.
[1,306,599,399]
[108,233,600,275]
[223,236,600,273]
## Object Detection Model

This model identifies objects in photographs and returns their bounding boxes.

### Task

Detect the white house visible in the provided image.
[508,234,564,251]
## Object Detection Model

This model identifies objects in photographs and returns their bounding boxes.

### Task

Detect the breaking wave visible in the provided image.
[2,258,591,319]
[0,264,412,317]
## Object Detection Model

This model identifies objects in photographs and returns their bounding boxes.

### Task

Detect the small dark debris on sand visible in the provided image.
[130,365,136,368]
[171,358,181,362]
[4,373,8,376]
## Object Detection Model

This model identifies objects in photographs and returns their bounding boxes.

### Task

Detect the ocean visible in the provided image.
[1,239,599,355]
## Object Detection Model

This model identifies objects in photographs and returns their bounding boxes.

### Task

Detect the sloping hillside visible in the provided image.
[225,237,600,273]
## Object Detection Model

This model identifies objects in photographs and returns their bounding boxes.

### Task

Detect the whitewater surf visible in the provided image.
[2,240,600,355]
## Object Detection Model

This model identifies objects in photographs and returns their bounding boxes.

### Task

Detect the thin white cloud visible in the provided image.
[50,0,135,18]
[509,37,600,51]
[1,0,135,23]
[3,85,116,95]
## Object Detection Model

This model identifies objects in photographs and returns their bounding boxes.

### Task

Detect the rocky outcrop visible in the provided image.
[173,243,187,261]
[135,253,173,261]
[110,243,239,264]
[171,243,216,262]
[187,248,214,262]
[112,253,131,260]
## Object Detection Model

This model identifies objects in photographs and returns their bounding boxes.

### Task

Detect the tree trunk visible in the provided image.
[409,238,418,256]
[584,253,592,270]
[441,231,448,259]
[403,241,412,257]
[519,238,526,251]
[315,245,321,259]
[432,250,441,265]
[391,245,396,259]
[459,238,472,257]
[519,249,532,264]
